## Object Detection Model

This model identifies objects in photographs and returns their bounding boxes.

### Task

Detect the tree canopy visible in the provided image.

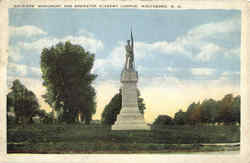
[7,79,40,124]
[101,91,122,125]
[40,41,97,124]
[174,109,186,125]
[153,115,174,126]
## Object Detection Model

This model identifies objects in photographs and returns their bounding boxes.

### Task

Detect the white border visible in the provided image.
[0,0,249,163]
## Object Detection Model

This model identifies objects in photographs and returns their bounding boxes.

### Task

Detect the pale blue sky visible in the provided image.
[8,9,241,83]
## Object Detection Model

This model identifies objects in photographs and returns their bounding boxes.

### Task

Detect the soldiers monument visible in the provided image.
[112,31,150,130]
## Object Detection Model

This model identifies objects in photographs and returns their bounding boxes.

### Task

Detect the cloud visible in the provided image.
[195,43,223,62]
[136,41,188,56]
[166,67,177,72]
[93,15,240,83]
[8,46,22,62]
[91,42,126,79]
[18,35,104,54]
[224,48,240,57]
[131,16,240,63]
[7,63,41,78]
[191,68,216,76]
[8,63,27,76]
[220,71,240,82]
[187,15,241,40]
[180,16,240,61]
[108,43,125,68]
[10,16,240,86]
[78,29,95,38]
[222,71,240,76]
[92,40,187,74]
[108,15,239,66]
[9,25,47,38]
[93,39,187,71]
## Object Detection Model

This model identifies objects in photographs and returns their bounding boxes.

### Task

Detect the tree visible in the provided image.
[174,109,186,125]
[185,102,196,125]
[217,94,234,124]
[41,41,97,124]
[7,91,15,112]
[101,89,147,125]
[200,99,219,124]
[7,79,40,124]
[79,85,97,124]
[153,115,174,126]
[101,91,122,125]
[185,102,202,125]
[189,103,201,125]
[231,95,240,124]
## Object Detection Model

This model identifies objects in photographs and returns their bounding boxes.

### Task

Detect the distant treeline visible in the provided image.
[153,94,240,126]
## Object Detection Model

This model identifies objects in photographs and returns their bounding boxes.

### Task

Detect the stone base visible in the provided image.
[112,123,150,130]
[112,107,150,130]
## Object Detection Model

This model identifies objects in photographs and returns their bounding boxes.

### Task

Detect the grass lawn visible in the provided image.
[7,124,240,153]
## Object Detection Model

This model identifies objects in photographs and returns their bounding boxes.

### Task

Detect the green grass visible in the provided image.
[7,124,240,153]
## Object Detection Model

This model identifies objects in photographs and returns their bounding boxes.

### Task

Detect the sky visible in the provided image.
[8,9,241,123]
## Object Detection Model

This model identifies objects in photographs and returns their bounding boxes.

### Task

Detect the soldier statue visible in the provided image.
[124,30,134,70]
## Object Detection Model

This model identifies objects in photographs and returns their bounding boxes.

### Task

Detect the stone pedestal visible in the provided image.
[112,70,150,130]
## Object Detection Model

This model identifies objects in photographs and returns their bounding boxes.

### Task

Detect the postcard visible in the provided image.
[0,0,249,163]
